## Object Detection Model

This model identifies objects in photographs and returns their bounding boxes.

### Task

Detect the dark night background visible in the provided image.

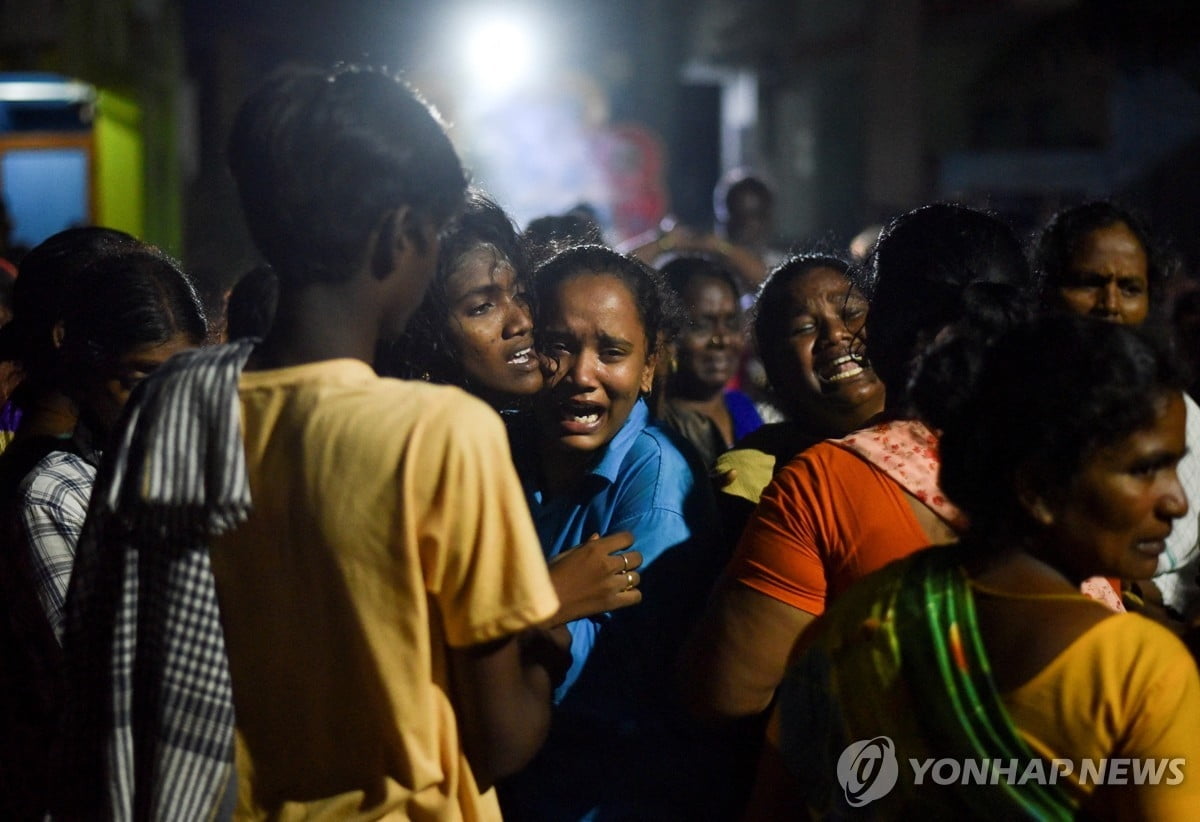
[2,0,1199,297]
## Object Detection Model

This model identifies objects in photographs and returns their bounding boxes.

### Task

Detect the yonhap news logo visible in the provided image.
[835,736,1186,807]
[836,736,900,807]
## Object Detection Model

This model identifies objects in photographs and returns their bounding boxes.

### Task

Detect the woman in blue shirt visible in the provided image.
[500,245,725,820]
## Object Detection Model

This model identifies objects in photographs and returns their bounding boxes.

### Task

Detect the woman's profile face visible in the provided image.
[675,275,743,395]
[537,271,656,456]
[443,244,541,401]
[1055,221,1150,326]
[1038,391,1187,581]
[767,266,883,422]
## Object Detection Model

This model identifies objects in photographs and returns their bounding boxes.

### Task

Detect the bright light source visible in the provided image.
[463,14,538,93]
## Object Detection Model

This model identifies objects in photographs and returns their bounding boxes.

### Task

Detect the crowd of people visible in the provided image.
[1,63,1199,820]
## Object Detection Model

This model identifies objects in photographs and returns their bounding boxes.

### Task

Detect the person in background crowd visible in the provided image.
[681,204,1123,733]
[523,210,605,269]
[714,253,885,544]
[12,251,206,638]
[750,316,1199,819]
[712,169,788,287]
[1036,200,1200,622]
[500,244,724,820]
[54,64,564,821]
[0,228,145,461]
[0,241,203,821]
[657,254,763,468]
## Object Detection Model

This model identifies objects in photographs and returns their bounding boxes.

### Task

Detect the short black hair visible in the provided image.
[660,254,742,309]
[227,64,466,286]
[522,214,605,270]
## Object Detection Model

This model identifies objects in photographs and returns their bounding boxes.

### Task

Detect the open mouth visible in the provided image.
[1134,538,1167,558]
[816,353,867,385]
[506,346,538,371]
[558,400,605,433]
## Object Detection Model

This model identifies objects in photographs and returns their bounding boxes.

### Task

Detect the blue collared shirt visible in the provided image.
[508,398,723,820]
[523,398,719,705]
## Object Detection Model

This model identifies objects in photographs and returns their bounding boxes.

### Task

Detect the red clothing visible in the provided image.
[727,441,929,615]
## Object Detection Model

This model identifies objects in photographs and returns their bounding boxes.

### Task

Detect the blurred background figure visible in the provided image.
[714,169,786,275]
[523,209,606,270]
[1173,286,1200,403]
[657,254,762,468]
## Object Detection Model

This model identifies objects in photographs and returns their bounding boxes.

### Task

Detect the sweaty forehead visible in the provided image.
[547,272,644,330]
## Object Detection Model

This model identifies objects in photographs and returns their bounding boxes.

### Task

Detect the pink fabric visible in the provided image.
[833,419,1126,613]
[832,419,968,532]
[1080,577,1126,612]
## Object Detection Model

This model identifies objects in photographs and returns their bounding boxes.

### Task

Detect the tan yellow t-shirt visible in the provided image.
[1000,610,1200,820]
[209,360,558,821]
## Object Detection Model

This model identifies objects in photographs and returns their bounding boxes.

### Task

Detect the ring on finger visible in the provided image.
[623,571,635,592]
[620,553,629,573]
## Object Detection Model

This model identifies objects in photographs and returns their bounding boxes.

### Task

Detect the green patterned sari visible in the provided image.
[777,545,1077,819]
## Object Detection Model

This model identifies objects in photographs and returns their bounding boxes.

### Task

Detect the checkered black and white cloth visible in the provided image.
[56,339,255,822]
[18,450,96,642]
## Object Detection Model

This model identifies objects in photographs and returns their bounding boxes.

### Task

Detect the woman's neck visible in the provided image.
[960,537,1083,596]
[671,388,733,445]
[13,391,77,441]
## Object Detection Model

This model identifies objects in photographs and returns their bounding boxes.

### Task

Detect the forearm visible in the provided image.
[451,627,567,788]
[678,580,814,725]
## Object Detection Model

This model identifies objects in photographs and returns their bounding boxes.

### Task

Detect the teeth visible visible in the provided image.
[508,348,531,364]
[825,365,864,383]
[571,413,600,424]
[818,353,865,383]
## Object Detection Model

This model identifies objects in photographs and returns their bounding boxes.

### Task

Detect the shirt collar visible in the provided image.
[588,398,649,484]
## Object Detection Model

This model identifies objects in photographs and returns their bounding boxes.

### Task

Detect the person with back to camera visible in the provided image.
[679,204,1126,732]
[748,315,1200,819]
[53,65,565,821]
[384,189,645,635]
[1037,201,1200,624]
